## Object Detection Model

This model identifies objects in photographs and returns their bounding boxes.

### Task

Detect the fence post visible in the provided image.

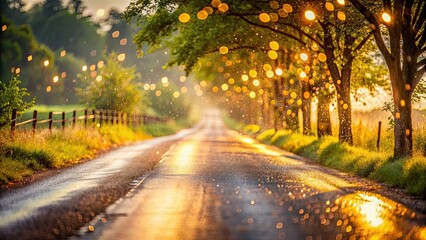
[84,109,88,127]
[48,112,53,133]
[115,111,119,125]
[99,110,103,127]
[11,109,17,136]
[62,112,66,130]
[377,121,382,150]
[73,110,77,127]
[111,110,114,125]
[32,110,38,135]
[92,109,96,124]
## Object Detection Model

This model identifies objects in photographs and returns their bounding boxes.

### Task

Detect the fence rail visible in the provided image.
[10,108,166,135]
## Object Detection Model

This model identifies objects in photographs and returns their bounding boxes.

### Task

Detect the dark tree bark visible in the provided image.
[317,94,332,138]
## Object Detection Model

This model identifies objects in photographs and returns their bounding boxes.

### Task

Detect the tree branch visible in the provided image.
[205,46,259,55]
[350,31,373,61]
[232,14,307,46]
[413,1,426,33]
[348,0,392,61]
[417,58,426,70]
[418,30,426,50]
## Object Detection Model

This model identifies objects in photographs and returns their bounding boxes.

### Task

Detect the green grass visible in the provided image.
[242,124,426,197]
[0,119,190,186]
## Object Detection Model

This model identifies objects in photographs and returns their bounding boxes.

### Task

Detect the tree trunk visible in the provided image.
[389,65,414,158]
[335,66,353,145]
[317,94,332,138]
[301,80,311,135]
[273,78,284,130]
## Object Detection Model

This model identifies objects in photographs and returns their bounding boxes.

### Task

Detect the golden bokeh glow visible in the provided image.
[211,0,221,8]
[270,1,280,9]
[218,3,229,12]
[197,10,208,20]
[268,50,278,59]
[263,64,272,71]
[117,53,126,61]
[269,41,280,50]
[283,4,293,13]
[304,10,316,21]
[112,31,120,38]
[219,46,229,54]
[318,53,327,62]
[204,6,214,15]
[325,2,334,11]
[382,12,391,23]
[242,74,249,81]
[300,53,309,61]
[249,69,258,77]
[96,8,105,18]
[259,13,271,23]
[178,13,191,23]
[337,11,346,21]
[252,79,260,86]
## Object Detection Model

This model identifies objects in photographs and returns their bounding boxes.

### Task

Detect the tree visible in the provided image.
[0,16,58,103]
[125,0,378,145]
[148,82,190,119]
[76,53,144,113]
[348,0,425,158]
[0,76,35,128]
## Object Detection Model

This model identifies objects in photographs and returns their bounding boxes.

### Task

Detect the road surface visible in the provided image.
[1,110,425,239]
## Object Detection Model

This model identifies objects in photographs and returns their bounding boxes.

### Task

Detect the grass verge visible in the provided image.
[0,121,189,186]
[243,126,426,198]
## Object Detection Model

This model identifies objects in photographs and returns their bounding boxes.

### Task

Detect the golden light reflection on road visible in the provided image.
[358,193,385,227]
[336,192,426,239]
[172,143,196,174]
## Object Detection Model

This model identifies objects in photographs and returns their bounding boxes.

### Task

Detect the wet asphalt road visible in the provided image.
[1,110,426,239]
[80,110,425,240]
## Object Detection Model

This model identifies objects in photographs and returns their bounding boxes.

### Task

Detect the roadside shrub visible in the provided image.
[242,124,261,135]
[256,129,276,143]
[403,156,426,196]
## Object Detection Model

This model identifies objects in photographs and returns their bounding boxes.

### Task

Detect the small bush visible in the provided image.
[371,159,404,187]
[256,129,276,143]
[403,156,426,196]
[0,157,33,184]
[242,124,261,135]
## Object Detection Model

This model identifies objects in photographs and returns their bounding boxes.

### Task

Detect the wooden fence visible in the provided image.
[10,108,165,135]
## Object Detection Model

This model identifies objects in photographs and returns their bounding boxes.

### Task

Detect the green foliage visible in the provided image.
[0,16,57,101]
[55,53,87,103]
[403,156,426,195]
[256,129,276,143]
[77,53,144,113]
[0,76,35,128]
[148,82,190,119]
[0,124,150,185]
[242,124,261,135]
[223,116,245,131]
[36,10,104,60]
[0,115,192,185]
[370,159,404,187]
[0,157,33,184]
[142,122,183,137]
